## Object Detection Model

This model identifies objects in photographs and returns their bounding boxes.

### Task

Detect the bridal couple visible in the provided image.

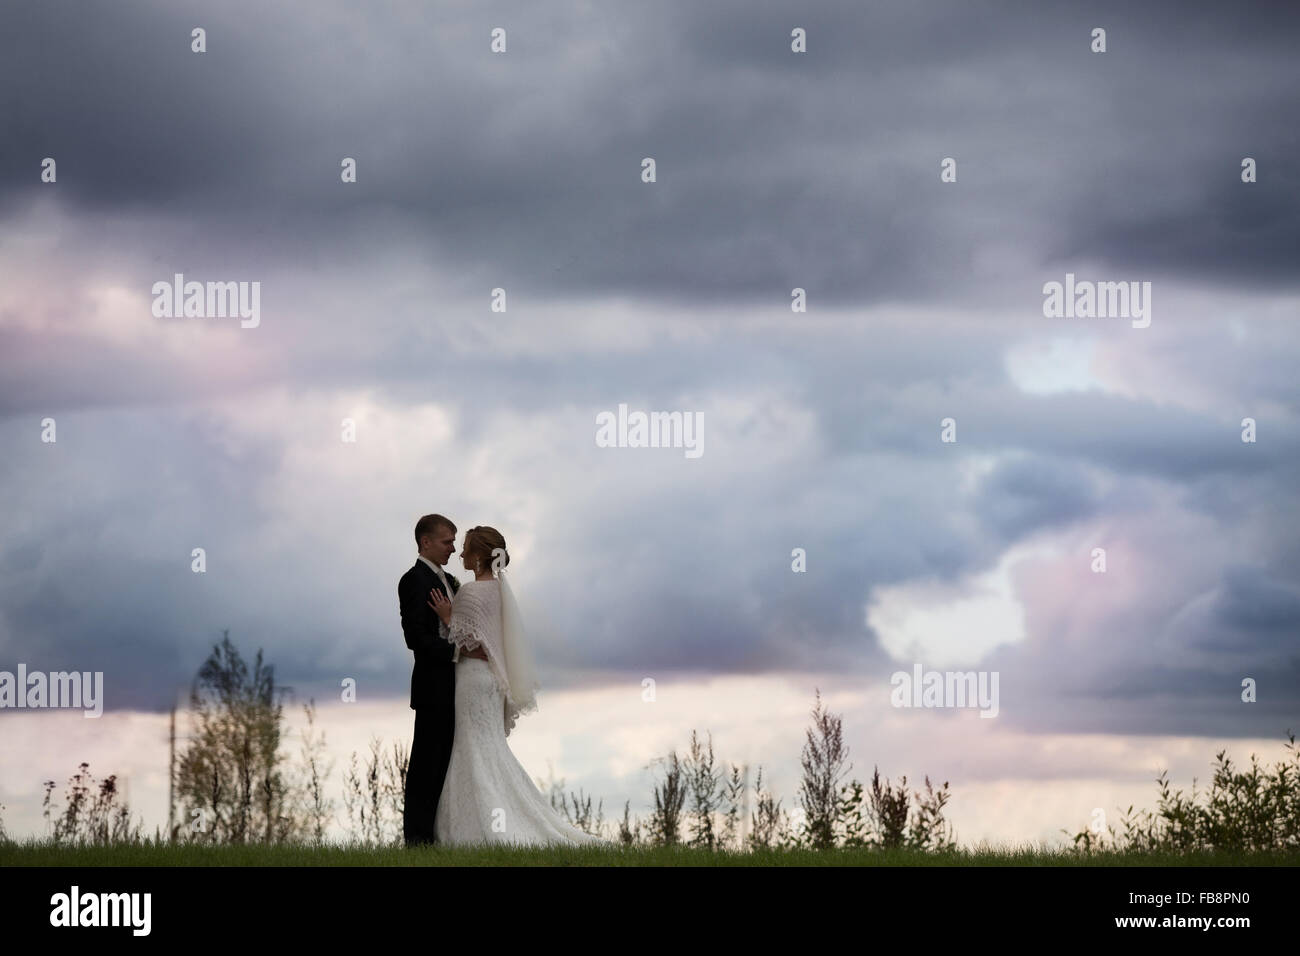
[399,514,610,848]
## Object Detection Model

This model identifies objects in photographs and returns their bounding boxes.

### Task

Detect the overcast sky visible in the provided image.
[2,0,1298,843]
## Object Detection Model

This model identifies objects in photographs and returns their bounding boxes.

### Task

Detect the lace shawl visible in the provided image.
[447,580,536,736]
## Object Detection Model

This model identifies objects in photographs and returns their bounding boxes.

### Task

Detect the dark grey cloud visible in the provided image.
[2,0,1296,309]
[1197,565,1300,651]
[972,454,1100,540]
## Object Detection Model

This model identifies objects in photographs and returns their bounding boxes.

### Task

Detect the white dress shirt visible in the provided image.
[417,555,460,663]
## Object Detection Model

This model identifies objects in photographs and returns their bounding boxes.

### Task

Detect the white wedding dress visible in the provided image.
[433,579,610,848]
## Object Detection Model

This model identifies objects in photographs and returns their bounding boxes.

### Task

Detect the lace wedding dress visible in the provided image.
[433,579,611,847]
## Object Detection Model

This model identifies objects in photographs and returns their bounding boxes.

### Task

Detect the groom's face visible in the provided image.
[429,528,456,566]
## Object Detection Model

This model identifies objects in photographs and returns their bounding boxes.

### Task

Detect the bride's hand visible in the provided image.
[427,588,453,625]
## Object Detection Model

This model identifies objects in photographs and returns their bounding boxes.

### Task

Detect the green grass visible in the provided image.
[2,839,1297,866]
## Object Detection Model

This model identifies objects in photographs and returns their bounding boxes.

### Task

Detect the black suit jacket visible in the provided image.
[398,559,459,710]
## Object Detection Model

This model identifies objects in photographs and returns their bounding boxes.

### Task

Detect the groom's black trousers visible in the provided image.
[404,663,456,846]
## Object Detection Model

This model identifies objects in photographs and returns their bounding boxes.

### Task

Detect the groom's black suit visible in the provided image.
[399,558,459,846]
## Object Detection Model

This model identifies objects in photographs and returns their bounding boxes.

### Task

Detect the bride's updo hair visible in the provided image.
[465,526,509,572]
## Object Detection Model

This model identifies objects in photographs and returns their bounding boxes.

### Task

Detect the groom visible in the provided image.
[399,513,460,846]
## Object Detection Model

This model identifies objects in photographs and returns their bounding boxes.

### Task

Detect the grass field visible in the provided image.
[2,840,1297,866]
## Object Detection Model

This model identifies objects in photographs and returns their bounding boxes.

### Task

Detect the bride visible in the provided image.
[427,525,611,848]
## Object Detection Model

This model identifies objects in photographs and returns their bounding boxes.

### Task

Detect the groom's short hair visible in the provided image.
[415,513,456,546]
